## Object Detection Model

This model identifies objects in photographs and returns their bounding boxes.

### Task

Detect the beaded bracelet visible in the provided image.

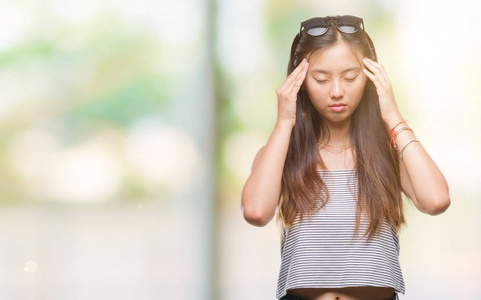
[399,139,420,161]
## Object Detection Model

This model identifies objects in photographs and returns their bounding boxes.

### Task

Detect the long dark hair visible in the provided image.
[276,16,406,242]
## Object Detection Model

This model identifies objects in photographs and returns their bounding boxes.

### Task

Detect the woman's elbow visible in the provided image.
[241,199,268,227]
[428,194,451,216]
[243,207,268,227]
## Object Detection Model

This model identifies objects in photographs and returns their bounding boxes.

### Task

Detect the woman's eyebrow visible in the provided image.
[312,67,360,74]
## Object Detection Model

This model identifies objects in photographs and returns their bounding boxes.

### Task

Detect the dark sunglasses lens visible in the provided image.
[305,18,329,36]
[337,16,361,33]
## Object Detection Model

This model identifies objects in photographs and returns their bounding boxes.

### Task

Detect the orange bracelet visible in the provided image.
[390,120,407,149]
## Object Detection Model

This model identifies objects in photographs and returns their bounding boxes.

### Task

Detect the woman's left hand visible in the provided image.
[362,57,400,123]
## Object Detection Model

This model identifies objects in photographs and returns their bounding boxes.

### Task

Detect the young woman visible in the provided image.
[240,15,450,300]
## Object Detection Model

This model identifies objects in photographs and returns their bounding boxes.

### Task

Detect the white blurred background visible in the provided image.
[0,0,479,299]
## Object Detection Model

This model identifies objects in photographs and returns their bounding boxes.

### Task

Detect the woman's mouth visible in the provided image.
[329,104,346,112]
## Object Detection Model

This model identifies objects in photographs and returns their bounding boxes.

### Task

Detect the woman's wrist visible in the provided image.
[276,119,295,131]
[384,111,406,131]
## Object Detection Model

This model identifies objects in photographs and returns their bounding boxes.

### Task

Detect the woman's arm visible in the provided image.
[241,58,310,226]
[387,115,450,215]
[241,120,293,227]
[362,57,450,215]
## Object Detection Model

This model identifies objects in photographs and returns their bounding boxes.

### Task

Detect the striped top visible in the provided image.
[276,169,405,299]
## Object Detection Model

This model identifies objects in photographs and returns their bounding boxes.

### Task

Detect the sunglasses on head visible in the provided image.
[296,15,376,62]
[299,15,365,37]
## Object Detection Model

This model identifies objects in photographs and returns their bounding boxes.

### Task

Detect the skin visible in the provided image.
[242,38,450,300]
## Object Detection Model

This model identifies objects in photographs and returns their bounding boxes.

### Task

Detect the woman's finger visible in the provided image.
[363,58,390,87]
[363,67,383,89]
[362,59,387,87]
[287,59,306,80]
[286,61,309,93]
[280,58,308,90]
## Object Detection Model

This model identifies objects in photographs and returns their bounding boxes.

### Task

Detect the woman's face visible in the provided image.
[303,42,367,125]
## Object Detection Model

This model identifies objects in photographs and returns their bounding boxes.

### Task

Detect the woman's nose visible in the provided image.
[330,81,344,99]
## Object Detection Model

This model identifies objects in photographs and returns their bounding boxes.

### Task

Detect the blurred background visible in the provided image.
[0,0,479,299]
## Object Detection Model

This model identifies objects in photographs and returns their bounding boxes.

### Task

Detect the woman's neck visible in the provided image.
[320,119,352,146]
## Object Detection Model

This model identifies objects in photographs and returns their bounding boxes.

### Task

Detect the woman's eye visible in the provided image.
[315,79,328,83]
[345,76,358,82]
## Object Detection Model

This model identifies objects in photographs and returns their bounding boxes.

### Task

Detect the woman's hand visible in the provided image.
[276,58,309,128]
[362,57,401,123]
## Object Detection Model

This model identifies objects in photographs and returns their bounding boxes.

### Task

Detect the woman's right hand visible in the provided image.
[275,58,309,128]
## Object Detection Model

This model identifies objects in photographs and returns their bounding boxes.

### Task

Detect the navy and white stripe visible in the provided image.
[276,169,405,299]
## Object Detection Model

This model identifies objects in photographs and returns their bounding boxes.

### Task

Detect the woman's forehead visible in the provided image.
[308,43,363,71]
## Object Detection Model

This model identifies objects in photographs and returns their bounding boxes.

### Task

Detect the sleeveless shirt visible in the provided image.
[276,169,405,299]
